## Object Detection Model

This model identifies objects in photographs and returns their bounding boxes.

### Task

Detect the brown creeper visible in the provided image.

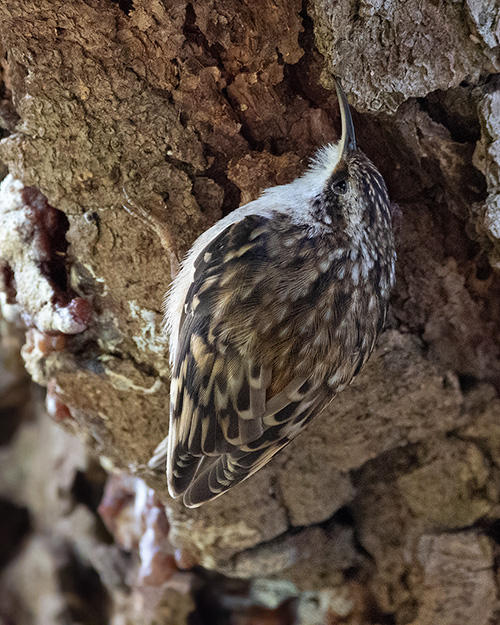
[151,81,396,507]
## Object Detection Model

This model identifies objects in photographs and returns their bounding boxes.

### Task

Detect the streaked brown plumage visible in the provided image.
[150,81,396,507]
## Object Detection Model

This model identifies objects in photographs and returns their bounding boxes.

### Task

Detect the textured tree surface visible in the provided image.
[1,0,500,623]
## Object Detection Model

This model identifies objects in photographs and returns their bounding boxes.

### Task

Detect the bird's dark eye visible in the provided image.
[333,179,348,195]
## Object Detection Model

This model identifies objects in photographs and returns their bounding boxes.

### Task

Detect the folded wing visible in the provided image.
[163,214,332,507]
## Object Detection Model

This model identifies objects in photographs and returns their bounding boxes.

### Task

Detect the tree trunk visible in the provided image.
[0,0,500,623]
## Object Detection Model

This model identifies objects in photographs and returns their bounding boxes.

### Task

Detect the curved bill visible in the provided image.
[335,79,356,156]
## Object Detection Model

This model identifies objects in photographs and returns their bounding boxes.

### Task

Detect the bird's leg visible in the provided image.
[122,188,181,279]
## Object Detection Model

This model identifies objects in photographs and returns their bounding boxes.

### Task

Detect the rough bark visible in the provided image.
[1,0,500,624]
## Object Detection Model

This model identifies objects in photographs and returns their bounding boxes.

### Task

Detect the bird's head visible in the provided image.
[303,81,392,239]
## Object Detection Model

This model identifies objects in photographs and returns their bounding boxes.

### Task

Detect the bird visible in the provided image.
[149,80,396,508]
